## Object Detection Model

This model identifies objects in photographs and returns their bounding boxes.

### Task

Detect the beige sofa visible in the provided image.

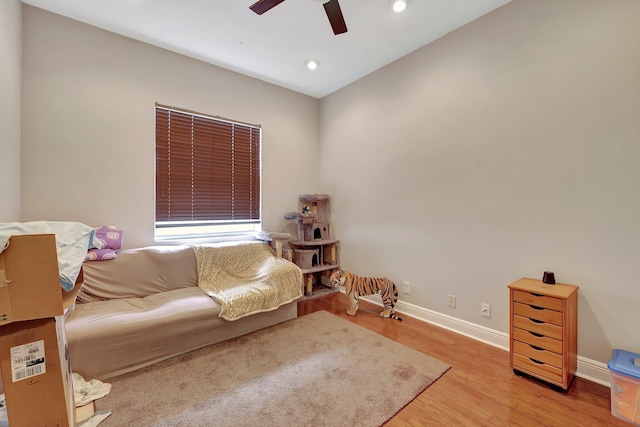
[65,241,302,380]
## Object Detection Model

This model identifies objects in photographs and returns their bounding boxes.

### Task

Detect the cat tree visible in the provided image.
[284,194,340,297]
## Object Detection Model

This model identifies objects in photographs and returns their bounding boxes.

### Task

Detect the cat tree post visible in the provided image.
[255,231,290,258]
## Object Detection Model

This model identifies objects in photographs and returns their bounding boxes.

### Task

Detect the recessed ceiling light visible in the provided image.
[305,59,320,70]
[390,0,409,13]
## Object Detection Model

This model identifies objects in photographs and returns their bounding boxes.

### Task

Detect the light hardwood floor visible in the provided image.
[298,291,627,427]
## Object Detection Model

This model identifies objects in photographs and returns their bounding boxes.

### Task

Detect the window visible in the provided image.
[155,105,261,240]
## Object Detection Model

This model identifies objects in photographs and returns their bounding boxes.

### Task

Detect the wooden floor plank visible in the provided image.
[298,292,627,426]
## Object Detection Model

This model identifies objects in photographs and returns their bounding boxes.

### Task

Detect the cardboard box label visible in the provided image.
[10,339,46,382]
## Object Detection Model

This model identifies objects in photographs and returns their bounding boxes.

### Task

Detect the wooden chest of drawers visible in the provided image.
[508,278,578,390]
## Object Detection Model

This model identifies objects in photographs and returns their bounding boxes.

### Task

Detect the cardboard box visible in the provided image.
[608,349,640,426]
[0,234,63,326]
[0,234,80,426]
[56,315,75,427]
[0,317,74,427]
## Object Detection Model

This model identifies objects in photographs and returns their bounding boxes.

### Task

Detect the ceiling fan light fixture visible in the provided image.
[305,59,320,70]
[390,0,409,13]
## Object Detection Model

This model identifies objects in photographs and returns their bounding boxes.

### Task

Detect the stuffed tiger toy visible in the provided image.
[329,269,402,321]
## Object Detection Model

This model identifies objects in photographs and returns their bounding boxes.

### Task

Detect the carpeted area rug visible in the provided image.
[95,310,450,427]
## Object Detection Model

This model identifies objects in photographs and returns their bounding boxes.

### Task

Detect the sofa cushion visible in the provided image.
[65,287,298,380]
[79,245,198,301]
[66,287,222,378]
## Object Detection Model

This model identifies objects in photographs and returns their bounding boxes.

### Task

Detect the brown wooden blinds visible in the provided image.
[155,106,261,225]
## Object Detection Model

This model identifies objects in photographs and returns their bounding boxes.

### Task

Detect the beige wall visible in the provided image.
[319,0,640,363]
[21,6,319,248]
[0,0,22,221]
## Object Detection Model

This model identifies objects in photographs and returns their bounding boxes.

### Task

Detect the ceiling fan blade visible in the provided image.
[249,0,286,15]
[323,0,348,35]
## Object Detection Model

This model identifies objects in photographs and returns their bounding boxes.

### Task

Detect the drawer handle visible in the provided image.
[530,292,545,297]
[529,344,544,351]
[529,318,545,324]
[529,358,544,365]
[529,305,544,310]
[529,331,544,337]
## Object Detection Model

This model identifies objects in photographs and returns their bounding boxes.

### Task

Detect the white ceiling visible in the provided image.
[21,0,512,98]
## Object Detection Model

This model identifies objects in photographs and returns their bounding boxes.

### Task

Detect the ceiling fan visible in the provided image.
[249,0,348,35]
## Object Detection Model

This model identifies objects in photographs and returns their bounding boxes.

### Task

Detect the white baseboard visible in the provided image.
[393,299,511,350]
[576,356,612,387]
[357,294,612,387]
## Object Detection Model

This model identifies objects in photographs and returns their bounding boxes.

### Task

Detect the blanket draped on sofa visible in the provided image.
[192,241,303,321]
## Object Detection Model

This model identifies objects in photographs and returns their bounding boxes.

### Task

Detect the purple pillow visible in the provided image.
[85,248,118,261]
[95,225,123,249]
[85,226,123,261]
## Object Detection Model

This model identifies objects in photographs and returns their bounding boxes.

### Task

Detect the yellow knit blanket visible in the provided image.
[192,241,302,321]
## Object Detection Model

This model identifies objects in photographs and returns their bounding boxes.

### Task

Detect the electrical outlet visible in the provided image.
[448,294,456,308]
[481,303,491,318]
[403,281,411,295]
